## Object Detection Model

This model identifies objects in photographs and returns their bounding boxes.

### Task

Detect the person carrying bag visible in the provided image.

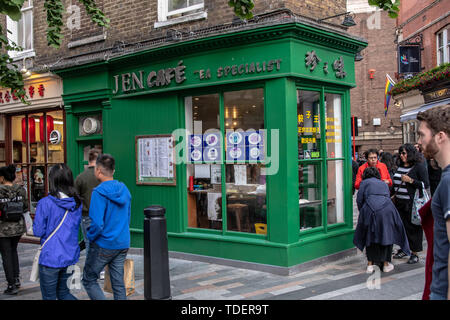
[0,165,28,295]
[32,164,82,300]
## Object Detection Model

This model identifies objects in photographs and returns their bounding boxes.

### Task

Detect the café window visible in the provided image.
[298,90,321,230]
[325,93,344,225]
[185,89,266,234]
[298,90,345,231]
[11,110,65,214]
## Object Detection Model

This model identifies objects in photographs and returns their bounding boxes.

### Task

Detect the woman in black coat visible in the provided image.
[354,167,410,273]
[392,143,429,264]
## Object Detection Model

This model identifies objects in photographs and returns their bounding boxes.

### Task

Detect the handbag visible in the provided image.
[104,258,135,296]
[30,209,69,282]
[411,182,429,226]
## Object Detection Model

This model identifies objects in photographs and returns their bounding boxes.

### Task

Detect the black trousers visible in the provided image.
[0,236,21,286]
[395,198,423,253]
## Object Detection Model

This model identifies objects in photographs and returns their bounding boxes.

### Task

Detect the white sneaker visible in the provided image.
[383,263,394,273]
[100,271,105,280]
[366,265,374,274]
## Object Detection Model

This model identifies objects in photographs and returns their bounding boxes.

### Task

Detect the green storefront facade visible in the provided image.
[55,20,367,270]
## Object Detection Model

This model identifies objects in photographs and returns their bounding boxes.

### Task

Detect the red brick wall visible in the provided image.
[398,0,450,70]
[347,10,402,153]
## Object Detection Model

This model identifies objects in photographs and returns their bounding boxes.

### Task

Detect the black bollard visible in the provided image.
[143,205,171,300]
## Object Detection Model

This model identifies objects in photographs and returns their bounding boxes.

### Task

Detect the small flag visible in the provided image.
[384,74,395,117]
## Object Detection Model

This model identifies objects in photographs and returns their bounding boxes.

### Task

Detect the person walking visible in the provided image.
[354,167,410,273]
[82,154,131,300]
[392,143,429,264]
[354,148,392,190]
[417,105,450,300]
[0,165,28,295]
[75,148,101,254]
[33,164,82,300]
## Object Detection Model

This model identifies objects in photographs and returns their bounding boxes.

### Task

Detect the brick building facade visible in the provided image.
[393,0,450,144]
[346,0,402,155]
[8,0,347,69]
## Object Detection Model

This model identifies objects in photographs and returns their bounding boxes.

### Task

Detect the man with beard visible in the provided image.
[417,104,450,300]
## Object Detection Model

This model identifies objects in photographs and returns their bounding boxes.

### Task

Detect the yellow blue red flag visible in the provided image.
[384,74,395,117]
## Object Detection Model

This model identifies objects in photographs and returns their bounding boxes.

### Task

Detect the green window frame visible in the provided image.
[297,85,352,236]
[182,83,268,240]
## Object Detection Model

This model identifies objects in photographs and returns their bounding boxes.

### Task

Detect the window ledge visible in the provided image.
[68,33,107,49]
[10,50,36,62]
[154,11,207,29]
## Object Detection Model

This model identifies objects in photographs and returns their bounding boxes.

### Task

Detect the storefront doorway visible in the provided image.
[8,109,65,215]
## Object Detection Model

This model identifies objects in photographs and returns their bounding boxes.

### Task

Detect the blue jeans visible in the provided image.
[39,265,77,300]
[430,291,447,300]
[80,216,92,254]
[82,242,128,300]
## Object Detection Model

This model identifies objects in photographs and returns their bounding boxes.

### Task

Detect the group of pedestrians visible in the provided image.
[0,151,132,300]
[353,104,450,300]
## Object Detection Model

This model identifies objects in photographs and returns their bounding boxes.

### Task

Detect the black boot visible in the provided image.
[14,277,20,289]
[4,284,18,295]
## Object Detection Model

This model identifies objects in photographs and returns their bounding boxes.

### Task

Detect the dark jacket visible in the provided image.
[403,162,430,200]
[75,166,100,217]
[0,184,28,238]
[354,178,410,255]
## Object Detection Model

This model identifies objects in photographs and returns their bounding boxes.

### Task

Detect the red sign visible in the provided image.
[0,84,45,104]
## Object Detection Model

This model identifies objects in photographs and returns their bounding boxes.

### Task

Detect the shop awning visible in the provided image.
[400,98,450,122]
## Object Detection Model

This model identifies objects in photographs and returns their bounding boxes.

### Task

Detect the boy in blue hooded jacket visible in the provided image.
[82,154,131,300]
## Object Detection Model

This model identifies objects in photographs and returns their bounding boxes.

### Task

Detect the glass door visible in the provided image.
[10,109,66,215]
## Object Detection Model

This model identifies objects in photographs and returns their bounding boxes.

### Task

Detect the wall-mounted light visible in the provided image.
[368,69,376,79]
[318,12,357,27]
[20,57,32,78]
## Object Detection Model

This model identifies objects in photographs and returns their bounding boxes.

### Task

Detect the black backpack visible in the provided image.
[0,195,24,222]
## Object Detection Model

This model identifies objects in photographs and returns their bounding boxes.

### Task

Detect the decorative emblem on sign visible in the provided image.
[305,50,321,72]
[333,56,347,78]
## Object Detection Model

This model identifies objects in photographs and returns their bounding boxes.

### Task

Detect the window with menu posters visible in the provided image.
[185,89,266,234]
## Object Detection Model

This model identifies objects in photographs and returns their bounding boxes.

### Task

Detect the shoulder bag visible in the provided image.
[411,182,429,226]
[30,210,69,282]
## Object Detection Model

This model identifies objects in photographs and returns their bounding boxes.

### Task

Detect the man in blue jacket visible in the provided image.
[82,154,131,300]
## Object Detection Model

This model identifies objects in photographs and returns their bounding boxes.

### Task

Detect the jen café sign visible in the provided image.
[112,58,283,95]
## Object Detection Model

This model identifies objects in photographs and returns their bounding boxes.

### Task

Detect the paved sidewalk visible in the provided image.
[0,241,426,300]
[0,196,427,300]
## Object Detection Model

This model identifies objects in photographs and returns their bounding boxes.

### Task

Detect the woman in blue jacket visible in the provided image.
[33,164,82,300]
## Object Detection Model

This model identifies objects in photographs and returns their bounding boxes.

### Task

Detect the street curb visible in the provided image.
[128,247,358,276]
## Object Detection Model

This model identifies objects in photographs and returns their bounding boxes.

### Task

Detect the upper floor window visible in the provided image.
[6,0,34,59]
[437,26,449,65]
[156,0,206,28]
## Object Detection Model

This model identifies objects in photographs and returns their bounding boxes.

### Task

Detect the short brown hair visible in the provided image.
[88,148,101,162]
[417,104,450,136]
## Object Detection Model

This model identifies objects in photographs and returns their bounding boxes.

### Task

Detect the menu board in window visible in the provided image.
[135,134,176,185]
